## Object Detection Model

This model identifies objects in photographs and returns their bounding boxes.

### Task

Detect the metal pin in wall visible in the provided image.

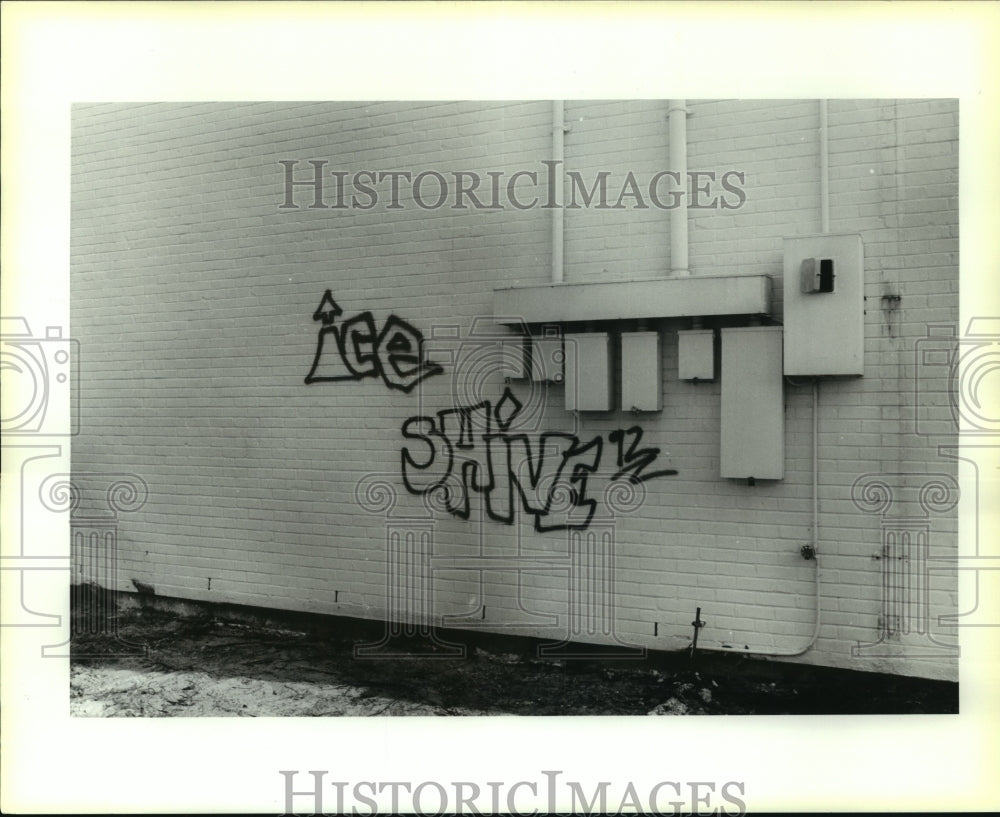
[334,590,339,603]
[654,622,659,637]
[207,577,211,590]
[690,607,705,657]
[482,606,487,620]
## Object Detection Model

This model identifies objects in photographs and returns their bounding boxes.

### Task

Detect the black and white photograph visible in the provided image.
[65,97,962,716]
[2,3,998,815]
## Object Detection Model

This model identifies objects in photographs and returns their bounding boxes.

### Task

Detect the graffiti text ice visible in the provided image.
[401,387,677,531]
[305,290,443,393]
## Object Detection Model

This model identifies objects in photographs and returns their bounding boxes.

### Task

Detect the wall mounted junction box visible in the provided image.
[678,329,715,381]
[529,336,564,383]
[783,233,864,376]
[720,326,784,480]
[564,333,612,411]
[499,337,527,379]
[621,331,662,411]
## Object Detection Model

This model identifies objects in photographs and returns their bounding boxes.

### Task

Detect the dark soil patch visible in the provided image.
[70,592,958,717]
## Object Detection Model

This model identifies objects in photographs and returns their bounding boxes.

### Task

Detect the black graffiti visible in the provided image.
[608,427,679,484]
[305,290,443,393]
[401,387,677,531]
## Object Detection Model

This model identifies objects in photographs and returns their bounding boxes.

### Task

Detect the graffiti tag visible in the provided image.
[305,290,443,393]
[401,387,677,531]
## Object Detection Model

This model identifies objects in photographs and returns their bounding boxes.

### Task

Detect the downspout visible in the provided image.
[551,100,566,284]
[820,99,830,233]
[668,100,690,277]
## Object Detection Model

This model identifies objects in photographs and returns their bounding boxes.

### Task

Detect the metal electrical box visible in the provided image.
[678,329,715,381]
[530,337,564,383]
[499,337,527,379]
[720,327,784,480]
[783,233,864,376]
[565,333,612,411]
[621,331,662,412]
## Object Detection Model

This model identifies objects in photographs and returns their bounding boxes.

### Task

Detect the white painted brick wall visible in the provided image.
[71,99,959,680]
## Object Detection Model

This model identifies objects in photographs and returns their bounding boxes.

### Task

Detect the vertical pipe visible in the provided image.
[813,379,819,554]
[695,103,826,659]
[810,99,828,647]
[820,99,830,234]
[551,100,565,283]
[668,100,690,276]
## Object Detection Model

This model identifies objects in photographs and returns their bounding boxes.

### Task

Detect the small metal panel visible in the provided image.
[530,337,564,383]
[783,233,864,376]
[677,329,715,381]
[564,333,612,411]
[621,331,662,411]
[720,326,784,480]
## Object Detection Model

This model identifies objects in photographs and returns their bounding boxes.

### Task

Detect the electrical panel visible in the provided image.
[621,331,662,412]
[529,337,564,383]
[783,233,864,376]
[564,333,612,411]
[677,329,715,381]
[720,327,784,480]
[499,337,527,379]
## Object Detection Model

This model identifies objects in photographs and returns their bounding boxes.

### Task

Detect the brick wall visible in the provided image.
[71,99,959,680]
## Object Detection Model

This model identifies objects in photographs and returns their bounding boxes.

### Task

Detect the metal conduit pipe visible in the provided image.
[692,101,830,659]
[754,380,821,657]
[668,100,690,276]
[551,100,566,284]
[820,99,830,233]
[694,382,822,658]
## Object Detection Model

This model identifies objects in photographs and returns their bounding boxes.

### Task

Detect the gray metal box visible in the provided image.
[677,329,715,381]
[529,337,564,383]
[494,274,772,324]
[621,331,662,411]
[565,333,612,411]
[783,233,864,376]
[499,337,527,379]
[720,327,784,480]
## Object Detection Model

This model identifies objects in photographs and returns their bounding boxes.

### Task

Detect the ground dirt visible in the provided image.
[70,600,958,717]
